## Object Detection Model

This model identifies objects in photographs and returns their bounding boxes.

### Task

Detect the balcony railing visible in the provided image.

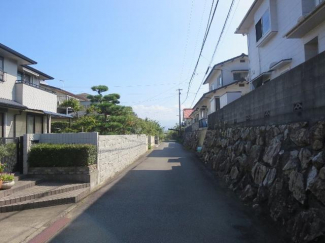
[199,118,208,128]
[16,80,55,94]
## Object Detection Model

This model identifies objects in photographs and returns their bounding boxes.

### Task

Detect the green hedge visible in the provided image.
[28,144,97,167]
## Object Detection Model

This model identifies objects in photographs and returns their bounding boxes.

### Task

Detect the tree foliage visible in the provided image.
[54,85,164,137]
[59,98,83,113]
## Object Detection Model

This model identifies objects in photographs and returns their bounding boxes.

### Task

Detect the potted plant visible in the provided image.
[1,173,15,189]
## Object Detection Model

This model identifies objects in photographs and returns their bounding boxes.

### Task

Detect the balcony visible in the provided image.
[15,81,57,112]
[199,118,208,129]
[286,2,325,38]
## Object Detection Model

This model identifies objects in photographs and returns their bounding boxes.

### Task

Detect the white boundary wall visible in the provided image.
[23,133,149,187]
[98,135,148,184]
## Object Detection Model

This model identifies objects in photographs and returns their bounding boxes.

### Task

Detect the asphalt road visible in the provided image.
[51,142,284,243]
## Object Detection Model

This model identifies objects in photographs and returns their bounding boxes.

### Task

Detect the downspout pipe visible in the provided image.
[13,110,23,138]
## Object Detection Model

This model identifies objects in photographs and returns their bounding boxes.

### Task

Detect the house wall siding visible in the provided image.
[208,57,249,90]
[15,83,57,112]
[0,58,17,100]
[247,0,325,81]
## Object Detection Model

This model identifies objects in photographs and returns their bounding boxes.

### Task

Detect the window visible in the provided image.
[0,57,3,82]
[233,73,242,81]
[217,75,222,88]
[17,71,31,84]
[305,37,319,61]
[233,72,248,81]
[255,10,271,42]
[0,113,3,137]
[0,56,3,71]
[215,98,220,111]
[27,114,43,134]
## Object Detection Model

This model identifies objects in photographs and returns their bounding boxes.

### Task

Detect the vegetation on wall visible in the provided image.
[28,144,97,167]
[52,85,164,138]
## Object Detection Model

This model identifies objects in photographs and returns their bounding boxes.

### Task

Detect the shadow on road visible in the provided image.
[50,142,287,243]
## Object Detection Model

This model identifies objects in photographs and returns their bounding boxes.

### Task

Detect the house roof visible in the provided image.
[203,53,248,84]
[183,109,194,120]
[40,84,88,101]
[76,93,91,101]
[0,43,37,65]
[0,98,27,110]
[21,65,54,80]
[235,0,261,34]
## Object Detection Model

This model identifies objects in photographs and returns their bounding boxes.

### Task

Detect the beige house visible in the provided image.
[40,84,88,115]
[0,43,71,137]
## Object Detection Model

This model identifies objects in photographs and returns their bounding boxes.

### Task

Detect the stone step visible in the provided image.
[0,178,43,199]
[0,187,90,213]
[0,182,89,206]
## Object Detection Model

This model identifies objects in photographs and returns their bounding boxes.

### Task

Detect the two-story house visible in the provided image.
[40,84,88,116]
[189,54,250,129]
[236,0,325,88]
[0,43,71,137]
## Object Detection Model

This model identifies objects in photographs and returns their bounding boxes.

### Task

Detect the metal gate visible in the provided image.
[0,137,23,174]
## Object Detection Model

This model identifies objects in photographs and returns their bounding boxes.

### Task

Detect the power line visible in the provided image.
[190,0,236,107]
[182,0,220,104]
[187,0,208,84]
[178,0,195,86]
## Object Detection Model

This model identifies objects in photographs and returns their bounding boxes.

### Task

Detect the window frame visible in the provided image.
[255,10,271,43]
[0,112,4,138]
[26,113,43,134]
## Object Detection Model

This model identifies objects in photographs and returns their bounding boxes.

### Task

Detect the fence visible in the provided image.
[0,137,23,173]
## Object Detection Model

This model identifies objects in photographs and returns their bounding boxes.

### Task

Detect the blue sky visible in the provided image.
[1,0,253,129]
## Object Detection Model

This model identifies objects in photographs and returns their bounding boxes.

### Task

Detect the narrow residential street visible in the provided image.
[51,142,284,243]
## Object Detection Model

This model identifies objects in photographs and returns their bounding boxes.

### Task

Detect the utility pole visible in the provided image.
[177,89,182,137]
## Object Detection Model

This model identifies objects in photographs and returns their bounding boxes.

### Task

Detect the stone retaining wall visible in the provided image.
[98,135,147,184]
[185,122,325,242]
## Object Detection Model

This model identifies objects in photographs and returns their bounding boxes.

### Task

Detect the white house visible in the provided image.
[190,54,250,129]
[236,0,325,88]
[0,43,71,137]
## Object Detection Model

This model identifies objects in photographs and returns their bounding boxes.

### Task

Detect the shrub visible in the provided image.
[1,173,14,182]
[28,144,97,167]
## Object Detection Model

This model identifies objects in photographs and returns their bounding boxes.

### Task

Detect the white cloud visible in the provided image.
[132,104,180,129]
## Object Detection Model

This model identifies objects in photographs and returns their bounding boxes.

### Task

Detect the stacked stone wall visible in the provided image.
[185,122,325,242]
[183,131,199,151]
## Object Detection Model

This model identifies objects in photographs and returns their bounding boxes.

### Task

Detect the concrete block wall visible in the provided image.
[148,136,155,148]
[208,50,325,129]
[98,135,147,184]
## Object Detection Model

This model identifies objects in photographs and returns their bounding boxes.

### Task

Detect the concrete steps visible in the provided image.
[0,176,90,213]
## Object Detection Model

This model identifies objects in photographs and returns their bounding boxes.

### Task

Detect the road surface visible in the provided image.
[51,142,285,243]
